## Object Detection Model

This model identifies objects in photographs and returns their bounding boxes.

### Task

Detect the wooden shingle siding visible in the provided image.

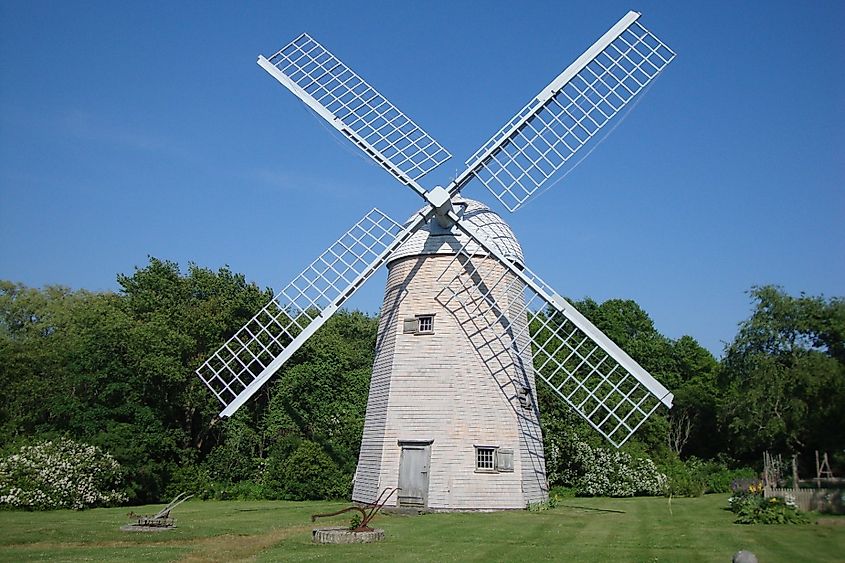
[353,252,548,509]
[351,278,403,504]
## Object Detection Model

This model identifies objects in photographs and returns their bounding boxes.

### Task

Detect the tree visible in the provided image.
[719,286,845,461]
[7,260,767,503]
[537,296,717,485]
[0,281,81,443]
[665,335,720,458]
[260,310,377,485]
[0,258,273,502]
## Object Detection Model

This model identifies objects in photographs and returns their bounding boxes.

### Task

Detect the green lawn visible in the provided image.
[0,494,842,562]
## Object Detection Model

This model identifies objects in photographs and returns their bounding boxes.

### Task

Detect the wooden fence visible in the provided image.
[765,487,844,514]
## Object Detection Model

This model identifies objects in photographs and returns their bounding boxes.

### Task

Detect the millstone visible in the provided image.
[312,527,385,544]
[120,524,175,532]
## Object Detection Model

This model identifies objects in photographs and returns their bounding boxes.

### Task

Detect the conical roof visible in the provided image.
[387,197,524,267]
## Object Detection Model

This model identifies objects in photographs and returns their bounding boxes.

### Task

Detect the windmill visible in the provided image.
[198,11,676,510]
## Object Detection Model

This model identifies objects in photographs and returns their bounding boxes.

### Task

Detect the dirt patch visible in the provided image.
[816,518,845,526]
[178,525,312,561]
[4,524,313,561]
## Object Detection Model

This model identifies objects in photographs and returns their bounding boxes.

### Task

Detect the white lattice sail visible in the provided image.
[457,11,675,212]
[197,208,412,416]
[258,33,451,189]
[198,11,677,467]
[436,234,672,447]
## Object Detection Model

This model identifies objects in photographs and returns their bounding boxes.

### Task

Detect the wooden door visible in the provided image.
[397,443,431,508]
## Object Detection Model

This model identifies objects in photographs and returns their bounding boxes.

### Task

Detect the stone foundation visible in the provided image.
[312,527,385,544]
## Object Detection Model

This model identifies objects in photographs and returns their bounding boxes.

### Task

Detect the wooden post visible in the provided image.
[762,452,768,491]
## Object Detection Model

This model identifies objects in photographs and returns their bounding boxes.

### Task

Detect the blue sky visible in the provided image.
[1,0,842,357]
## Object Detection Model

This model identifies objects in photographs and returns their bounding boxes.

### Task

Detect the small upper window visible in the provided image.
[403,314,435,335]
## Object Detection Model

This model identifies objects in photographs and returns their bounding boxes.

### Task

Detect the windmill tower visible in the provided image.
[197,11,676,510]
[354,198,548,509]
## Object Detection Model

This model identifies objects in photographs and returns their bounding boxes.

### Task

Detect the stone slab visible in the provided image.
[312,527,385,544]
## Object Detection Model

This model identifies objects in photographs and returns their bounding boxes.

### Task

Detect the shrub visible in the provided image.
[557,439,666,497]
[659,456,757,497]
[663,461,706,497]
[728,489,808,525]
[548,485,577,499]
[731,478,760,494]
[263,440,349,500]
[203,480,266,501]
[660,455,706,497]
[164,464,213,500]
[0,438,127,510]
[202,418,262,484]
[349,512,362,529]
[700,465,756,494]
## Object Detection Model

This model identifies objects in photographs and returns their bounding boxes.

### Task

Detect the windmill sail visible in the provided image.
[197,208,419,417]
[449,11,675,212]
[198,11,676,453]
[441,221,672,447]
[258,33,450,194]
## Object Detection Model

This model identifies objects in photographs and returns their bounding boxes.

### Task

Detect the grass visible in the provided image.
[0,494,842,562]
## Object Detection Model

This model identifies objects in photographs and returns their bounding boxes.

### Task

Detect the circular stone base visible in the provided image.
[312,527,385,544]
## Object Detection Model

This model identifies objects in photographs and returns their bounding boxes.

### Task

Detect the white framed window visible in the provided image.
[475,446,496,472]
[403,313,435,335]
[474,445,514,473]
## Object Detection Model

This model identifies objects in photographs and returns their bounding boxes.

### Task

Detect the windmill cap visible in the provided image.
[388,198,524,267]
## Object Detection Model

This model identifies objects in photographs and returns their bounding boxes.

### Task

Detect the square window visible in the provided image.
[475,446,496,472]
[403,314,435,335]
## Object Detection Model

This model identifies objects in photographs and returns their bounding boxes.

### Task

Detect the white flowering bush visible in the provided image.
[548,434,666,497]
[0,438,127,510]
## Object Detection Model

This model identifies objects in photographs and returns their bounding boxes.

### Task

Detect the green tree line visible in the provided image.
[1,258,842,503]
